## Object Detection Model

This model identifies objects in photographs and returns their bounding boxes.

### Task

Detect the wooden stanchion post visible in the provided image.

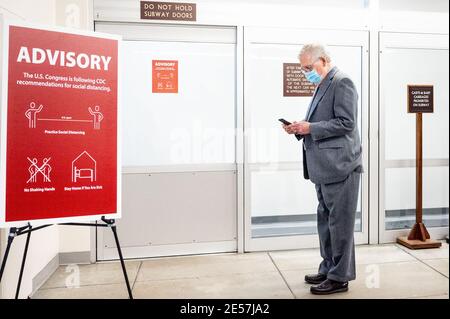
[397,85,441,249]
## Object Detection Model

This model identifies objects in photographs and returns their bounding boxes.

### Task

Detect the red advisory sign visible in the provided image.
[152,60,178,93]
[0,19,122,226]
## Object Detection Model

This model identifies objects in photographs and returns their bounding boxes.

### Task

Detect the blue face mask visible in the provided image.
[304,69,321,84]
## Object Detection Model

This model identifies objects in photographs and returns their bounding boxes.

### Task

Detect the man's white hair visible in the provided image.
[298,43,332,63]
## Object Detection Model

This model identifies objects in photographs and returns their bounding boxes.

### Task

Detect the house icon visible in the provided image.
[72,151,96,183]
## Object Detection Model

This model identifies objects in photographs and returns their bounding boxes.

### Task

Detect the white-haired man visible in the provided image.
[283,44,363,295]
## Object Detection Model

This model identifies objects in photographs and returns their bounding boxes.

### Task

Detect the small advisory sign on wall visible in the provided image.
[141,1,196,21]
[408,85,434,113]
[283,63,316,97]
[152,60,178,93]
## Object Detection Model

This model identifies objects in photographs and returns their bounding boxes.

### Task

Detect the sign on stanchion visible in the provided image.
[0,17,132,298]
[397,85,442,250]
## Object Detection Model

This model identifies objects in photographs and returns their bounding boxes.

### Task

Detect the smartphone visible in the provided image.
[278,118,291,125]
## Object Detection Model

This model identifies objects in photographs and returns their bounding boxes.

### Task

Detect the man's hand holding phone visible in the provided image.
[279,118,311,135]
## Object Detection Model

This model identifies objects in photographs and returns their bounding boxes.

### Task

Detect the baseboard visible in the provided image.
[59,251,91,265]
[31,253,59,293]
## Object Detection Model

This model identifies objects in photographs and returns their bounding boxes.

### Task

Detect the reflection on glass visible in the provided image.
[385,208,449,230]
[251,171,363,238]
[384,167,449,230]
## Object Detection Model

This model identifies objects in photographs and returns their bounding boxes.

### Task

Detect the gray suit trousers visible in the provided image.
[315,169,361,282]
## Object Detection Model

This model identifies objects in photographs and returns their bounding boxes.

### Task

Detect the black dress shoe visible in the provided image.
[304,273,327,284]
[310,279,348,295]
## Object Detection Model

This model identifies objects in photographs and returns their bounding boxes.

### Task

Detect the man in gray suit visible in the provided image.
[283,44,363,295]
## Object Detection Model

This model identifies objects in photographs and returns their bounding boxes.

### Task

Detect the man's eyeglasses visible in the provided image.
[300,58,321,73]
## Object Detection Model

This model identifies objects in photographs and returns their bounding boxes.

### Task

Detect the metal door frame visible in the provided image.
[378,31,449,243]
[93,21,243,260]
[242,26,371,252]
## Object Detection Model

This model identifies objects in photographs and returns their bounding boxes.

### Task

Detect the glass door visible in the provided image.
[94,23,239,259]
[243,27,370,251]
[379,32,449,243]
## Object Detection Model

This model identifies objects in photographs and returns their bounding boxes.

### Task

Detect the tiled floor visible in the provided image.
[32,242,449,299]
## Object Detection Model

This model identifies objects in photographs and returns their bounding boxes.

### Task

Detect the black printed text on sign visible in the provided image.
[141,1,196,21]
[408,85,434,113]
[283,63,316,97]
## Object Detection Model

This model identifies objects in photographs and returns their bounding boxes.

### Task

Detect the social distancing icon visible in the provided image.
[25,101,105,130]
[88,105,103,130]
[25,102,43,128]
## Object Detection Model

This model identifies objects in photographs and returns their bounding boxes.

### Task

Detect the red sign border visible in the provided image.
[0,17,123,227]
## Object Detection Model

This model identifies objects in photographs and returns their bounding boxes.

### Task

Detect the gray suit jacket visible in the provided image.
[296,66,363,184]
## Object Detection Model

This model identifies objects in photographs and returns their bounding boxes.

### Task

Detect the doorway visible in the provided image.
[378,32,449,243]
[243,27,370,251]
[94,22,239,260]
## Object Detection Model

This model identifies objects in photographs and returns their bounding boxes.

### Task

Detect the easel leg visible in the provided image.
[0,228,17,283]
[15,224,32,299]
[108,221,133,299]
[61,219,134,299]
[111,225,133,299]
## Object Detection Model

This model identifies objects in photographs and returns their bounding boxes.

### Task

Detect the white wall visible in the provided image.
[94,0,449,33]
[59,225,91,254]
[0,0,55,22]
[0,0,93,299]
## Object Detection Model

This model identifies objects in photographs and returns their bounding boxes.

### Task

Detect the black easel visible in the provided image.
[0,216,133,299]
